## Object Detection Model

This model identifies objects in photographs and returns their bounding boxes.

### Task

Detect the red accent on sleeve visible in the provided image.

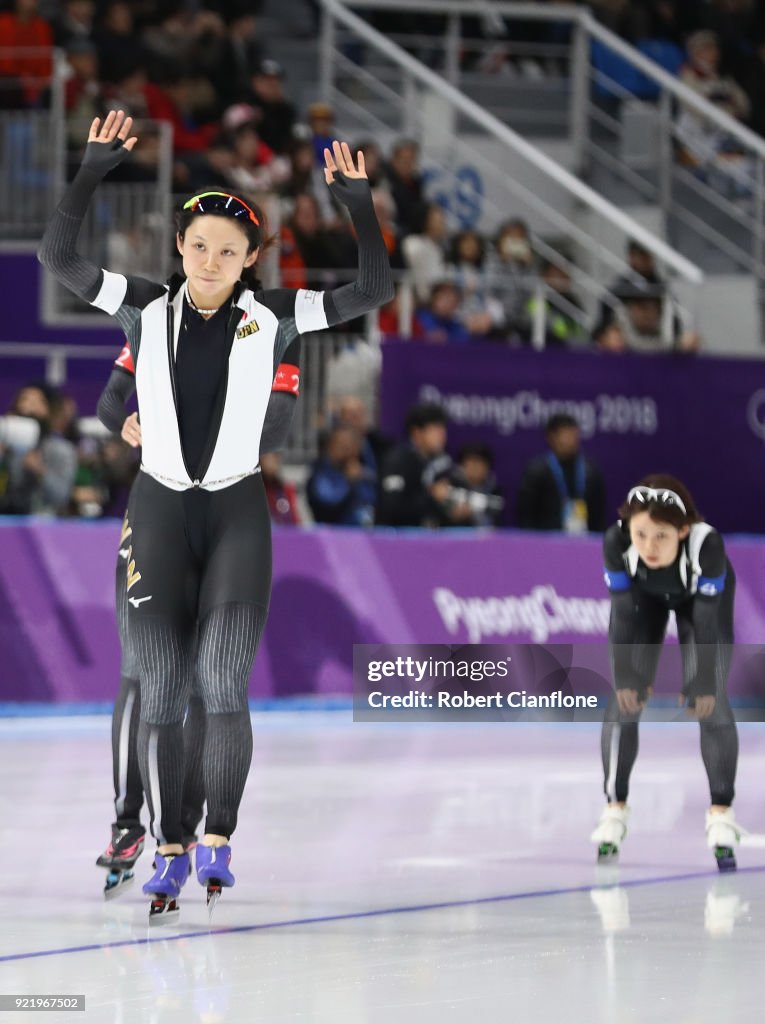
[272,363,300,396]
[114,342,135,376]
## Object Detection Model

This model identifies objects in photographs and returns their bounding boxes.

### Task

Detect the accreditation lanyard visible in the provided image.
[546,452,588,534]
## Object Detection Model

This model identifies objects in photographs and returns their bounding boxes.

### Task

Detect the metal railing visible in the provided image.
[0,334,375,465]
[326,0,765,329]
[0,49,65,240]
[319,0,703,340]
[41,117,175,324]
[581,16,765,287]
[0,47,175,322]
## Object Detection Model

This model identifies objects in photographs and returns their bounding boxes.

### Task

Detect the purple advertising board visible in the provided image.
[379,340,765,535]
[1,520,764,704]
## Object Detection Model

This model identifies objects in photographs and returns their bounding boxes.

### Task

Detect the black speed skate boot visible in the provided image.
[96,824,146,899]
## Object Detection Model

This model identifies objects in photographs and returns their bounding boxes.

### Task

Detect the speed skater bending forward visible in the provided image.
[39,110,393,920]
[591,474,743,871]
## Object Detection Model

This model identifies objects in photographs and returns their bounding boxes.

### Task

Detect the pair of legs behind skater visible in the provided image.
[98,492,266,918]
[97,537,225,901]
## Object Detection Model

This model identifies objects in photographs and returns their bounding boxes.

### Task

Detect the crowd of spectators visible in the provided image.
[0,380,607,537]
[0,0,747,525]
[1,0,714,354]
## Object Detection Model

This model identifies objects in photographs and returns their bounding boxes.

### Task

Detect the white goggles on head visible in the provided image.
[627,485,687,516]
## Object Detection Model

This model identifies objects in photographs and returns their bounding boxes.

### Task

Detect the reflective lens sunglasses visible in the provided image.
[627,486,687,515]
[182,191,260,227]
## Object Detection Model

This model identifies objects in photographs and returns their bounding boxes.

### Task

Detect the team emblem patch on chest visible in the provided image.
[236,320,260,339]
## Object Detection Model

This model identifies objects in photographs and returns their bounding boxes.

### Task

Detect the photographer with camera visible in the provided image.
[0,384,77,515]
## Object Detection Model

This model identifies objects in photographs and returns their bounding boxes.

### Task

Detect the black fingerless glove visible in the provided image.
[327,174,373,212]
[81,137,129,178]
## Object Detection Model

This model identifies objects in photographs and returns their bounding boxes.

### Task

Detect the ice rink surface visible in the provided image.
[1,711,765,1023]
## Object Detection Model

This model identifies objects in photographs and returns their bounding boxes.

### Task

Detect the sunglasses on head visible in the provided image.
[627,486,687,516]
[182,191,260,227]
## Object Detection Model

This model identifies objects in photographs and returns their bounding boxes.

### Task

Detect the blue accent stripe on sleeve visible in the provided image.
[604,569,631,591]
[697,572,726,596]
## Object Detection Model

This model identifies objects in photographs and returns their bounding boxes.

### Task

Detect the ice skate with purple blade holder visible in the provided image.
[142,851,190,924]
[195,844,235,917]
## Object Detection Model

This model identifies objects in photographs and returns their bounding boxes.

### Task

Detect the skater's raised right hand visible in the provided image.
[82,110,138,177]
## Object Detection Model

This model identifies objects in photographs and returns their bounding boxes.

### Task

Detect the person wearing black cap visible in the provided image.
[376,402,460,527]
[246,58,296,154]
[38,110,393,920]
[598,240,700,352]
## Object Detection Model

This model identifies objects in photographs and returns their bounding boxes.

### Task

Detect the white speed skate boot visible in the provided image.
[706,808,746,873]
[591,804,630,863]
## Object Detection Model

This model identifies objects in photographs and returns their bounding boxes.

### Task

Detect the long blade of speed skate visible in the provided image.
[103,869,135,900]
[206,883,222,921]
[148,896,180,926]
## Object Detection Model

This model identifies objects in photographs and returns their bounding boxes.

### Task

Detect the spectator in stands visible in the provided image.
[0,0,53,107]
[377,402,463,528]
[2,383,77,515]
[597,239,700,350]
[279,192,355,291]
[326,342,382,418]
[60,38,106,155]
[516,413,606,533]
[217,10,265,111]
[415,282,474,345]
[701,0,760,76]
[51,0,95,49]
[307,101,336,165]
[607,240,667,308]
[742,31,765,139]
[402,202,449,303]
[677,30,752,191]
[261,451,300,525]
[94,3,146,85]
[486,218,537,338]
[593,320,628,353]
[280,138,327,206]
[613,280,701,352]
[105,63,218,186]
[307,425,376,526]
[525,260,588,348]
[387,138,426,237]
[371,189,404,271]
[86,435,139,518]
[447,230,503,336]
[142,7,227,90]
[452,442,505,528]
[355,140,387,190]
[245,59,296,154]
[107,210,164,277]
[215,103,291,193]
[334,394,392,477]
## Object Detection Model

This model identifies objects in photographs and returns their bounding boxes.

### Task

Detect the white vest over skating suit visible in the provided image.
[91,271,327,491]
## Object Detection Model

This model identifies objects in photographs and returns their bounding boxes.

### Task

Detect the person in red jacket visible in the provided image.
[0,0,53,106]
